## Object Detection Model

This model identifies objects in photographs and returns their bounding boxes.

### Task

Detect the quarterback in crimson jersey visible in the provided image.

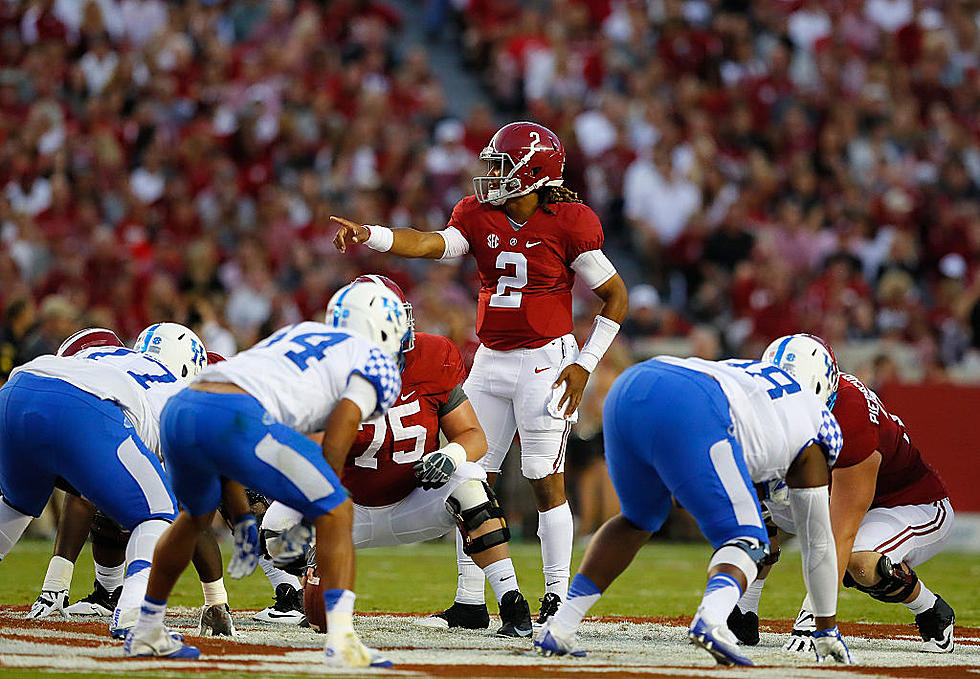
[333,121,629,629]
[260,275,535,637]
[728,334,956,654]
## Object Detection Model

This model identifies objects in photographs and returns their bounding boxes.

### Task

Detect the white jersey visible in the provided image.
[655,356,842,482]
[12,347,184,457]
[197,322,401,433]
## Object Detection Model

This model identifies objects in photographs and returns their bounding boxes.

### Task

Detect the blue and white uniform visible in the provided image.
[602,356,841,547]
[0,349,180,529]
[160,322,401,517]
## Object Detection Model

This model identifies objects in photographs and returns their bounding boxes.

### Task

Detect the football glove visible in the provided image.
[813,626,855,664]
[783,605,816,653]
[413,442,466,490]
[270,520,314,569]
[227,514,259,579]
[28,589,70,619]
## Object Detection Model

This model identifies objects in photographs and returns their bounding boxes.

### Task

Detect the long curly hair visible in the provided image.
[538,185,583,214]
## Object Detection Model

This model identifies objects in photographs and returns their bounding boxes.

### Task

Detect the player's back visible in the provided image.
[653,356,841,482]
[198,321,401,433]
[12,348,177,454]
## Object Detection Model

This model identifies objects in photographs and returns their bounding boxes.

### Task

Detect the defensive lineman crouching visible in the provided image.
[263,274,533,637]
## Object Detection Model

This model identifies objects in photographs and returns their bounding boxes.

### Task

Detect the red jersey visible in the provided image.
[448,196,604,351]
[341,333,467,507]
[832,374,948,508]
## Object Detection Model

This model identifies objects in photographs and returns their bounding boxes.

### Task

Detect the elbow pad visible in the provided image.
[789,485,838,618]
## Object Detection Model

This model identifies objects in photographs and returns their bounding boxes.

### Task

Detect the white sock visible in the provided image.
[117,519,168,612]
[454,530,486,605]
[201,578,228,607]
[550,573,601,633]
[95,562,124,591]
[698,573,742,624]
[0,498,32,559]
[324,589,355,632]
[737,577,766,615]
[133,596,166,632]
[42,556,74,591]
[259,556,301,592]
[483,558,519,604]
[905,583,937,615]
[538,502,573,598]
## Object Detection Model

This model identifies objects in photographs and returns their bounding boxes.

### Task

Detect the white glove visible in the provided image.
[782,605,815,653]
[227,514,259,579]
[813,626,855,664]
[270,520,313,568]
[28,590,70,619]
[413,442,465,490]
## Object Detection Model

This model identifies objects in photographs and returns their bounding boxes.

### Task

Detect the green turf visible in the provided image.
[2,538,977,626]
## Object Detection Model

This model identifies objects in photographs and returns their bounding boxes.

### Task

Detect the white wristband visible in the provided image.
[437,441,467,467]
[364,224,393,252]
[574,315,620,373]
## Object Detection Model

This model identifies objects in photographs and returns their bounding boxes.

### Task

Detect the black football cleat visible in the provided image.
[726,606,760,646]
[915,595,955,653]
[65,581,121,617]
[497,590,533,638]
[253,584,306,625]
[415,601,490,630]
[536,592,561,627]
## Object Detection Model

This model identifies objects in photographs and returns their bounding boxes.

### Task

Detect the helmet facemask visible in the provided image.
[473,150,524,205]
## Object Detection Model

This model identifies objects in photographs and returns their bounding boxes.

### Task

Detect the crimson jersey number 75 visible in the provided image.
[353,401,428,468]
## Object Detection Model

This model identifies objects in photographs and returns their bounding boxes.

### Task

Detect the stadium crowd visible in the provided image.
[0,0,978,382]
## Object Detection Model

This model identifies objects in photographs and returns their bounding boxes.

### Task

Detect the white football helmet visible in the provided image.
[326,280,412,370]
[133,322,208,381]
[761,333,840,409]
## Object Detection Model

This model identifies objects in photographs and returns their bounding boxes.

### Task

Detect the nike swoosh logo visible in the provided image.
[545,581,560,587]
[400,390,417,401]
[534,367,549,373]
[500,575,514,582]
[265,611,302,618]
[526,241,542,248]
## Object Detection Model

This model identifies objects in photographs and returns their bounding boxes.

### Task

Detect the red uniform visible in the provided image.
[448,195,604,351]
[832,373,948,508]
[341,333,467,507]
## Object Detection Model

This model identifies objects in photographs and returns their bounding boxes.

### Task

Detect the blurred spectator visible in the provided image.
[21,294,77,362]
[0,296,37,382]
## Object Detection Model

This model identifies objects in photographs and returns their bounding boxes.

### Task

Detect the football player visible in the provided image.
[28,329,238,637]
[0,323,208,638]
[124,280,407,668]
[332,121,629,626]
[261,274,534,637]
[533,356,853,666]
[728,334,955,653]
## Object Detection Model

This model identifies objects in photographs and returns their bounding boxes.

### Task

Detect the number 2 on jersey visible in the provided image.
[489,251,528,309]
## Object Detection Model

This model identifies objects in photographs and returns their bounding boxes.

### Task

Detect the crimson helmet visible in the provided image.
[473,121,565,205]
[207,351,226,364]
[353,274,414,351]
[57,327,124,357]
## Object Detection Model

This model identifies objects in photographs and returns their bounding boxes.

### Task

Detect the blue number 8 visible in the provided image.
[285,332,349,371]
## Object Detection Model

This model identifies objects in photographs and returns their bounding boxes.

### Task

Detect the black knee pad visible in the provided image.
[446,480,511,556]
[90,509,130,550]
[842,555,918,604]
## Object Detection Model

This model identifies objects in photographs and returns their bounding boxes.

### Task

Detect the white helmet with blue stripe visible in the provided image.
[326,280,412,370]
[133,322,208,381]
[761,333,840,409]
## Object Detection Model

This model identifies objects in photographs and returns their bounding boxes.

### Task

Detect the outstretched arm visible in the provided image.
[331,215,448,259]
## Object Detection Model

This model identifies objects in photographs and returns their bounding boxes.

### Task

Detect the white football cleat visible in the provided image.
[534,620,586,657]
[110,606,139,639]
[324,630,393,668]
[688,611,754,666]
[124,625,200,659]
[64,582,120,617]
[27,590,70,620]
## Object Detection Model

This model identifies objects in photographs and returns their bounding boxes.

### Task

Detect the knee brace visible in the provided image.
[446,479,510,556]
[842,554,918,604]
[91,509,130,551]
[708,537,771,585]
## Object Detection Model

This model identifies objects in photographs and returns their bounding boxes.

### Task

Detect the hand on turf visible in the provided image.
[552,363,589,418]
[271,520,314,569]
[813,626,855,664]
[331,216,369,253]
[227,513,259,579]
[28,589,70,619]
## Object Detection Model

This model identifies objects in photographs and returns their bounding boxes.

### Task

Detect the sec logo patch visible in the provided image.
[487,234,499,248]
